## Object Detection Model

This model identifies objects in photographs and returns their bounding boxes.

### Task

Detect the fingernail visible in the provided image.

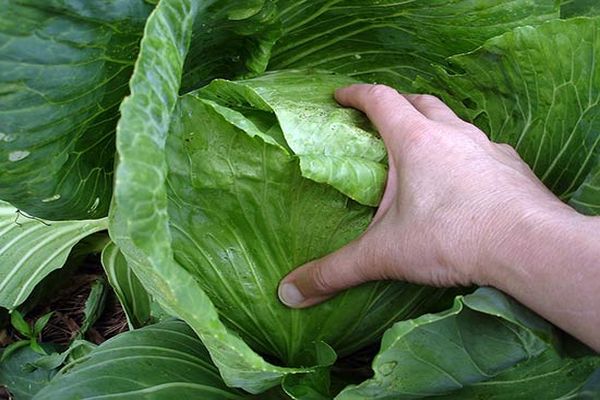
[278,282,305,307]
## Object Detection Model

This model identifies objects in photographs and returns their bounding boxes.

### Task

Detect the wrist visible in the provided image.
[475,203,600,351]
[477,201,585,290]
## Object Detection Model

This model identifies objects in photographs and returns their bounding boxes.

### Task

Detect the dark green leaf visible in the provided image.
[282,342,337,400]
[579,368,600,399]
[27,340,97,371]
[571,162,600,215]
[283,370,332,400]
[0,346,56,400]
[269,0,559,90]
[336,288,557,399]
[34,320,250,400]
[561,0,600,18]
[417,17,600,211]
[1,340,30,362]
[436,352,600,400]
[181,0,281,91]
[0,0,153,219]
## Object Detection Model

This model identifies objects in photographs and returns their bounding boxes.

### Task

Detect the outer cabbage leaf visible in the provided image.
[0,0,153,220]
[109,0,313,393]
[571,162,600,215]
[580,368,600,399]
[101,241,152,329]
[0,346,56,400]
[0,0,280,220]
[0,200,107,309]
[34,320,251,400]
[436,352,600,400]
[181,0,281,91]
[561,0,600,18]
[268,0,559,90]
[336,288,600,399]
[417,17,600,212]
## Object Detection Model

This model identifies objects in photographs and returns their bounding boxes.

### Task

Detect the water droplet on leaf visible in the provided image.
[41,194,61,203]
[88,197,100,213]
[379,361,397,376]
[8,150,30,161]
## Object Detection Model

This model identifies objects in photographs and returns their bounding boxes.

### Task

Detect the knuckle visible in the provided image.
[367,84,398,102]
[413,94,440,106]
[308,264,334,293]
[498,142,518,155]
[463,125,489,141]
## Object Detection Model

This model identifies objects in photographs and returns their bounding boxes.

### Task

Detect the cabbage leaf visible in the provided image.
[34,320,251,400]
[101,241,153,329]
[3,0,599,399]
[110,0,315,393]
[418,17,600,213]
[0,200,107,309]
[166,69,446,366]
[0,0,152,220]
[269,0,559,90]
[337,288,600,399]
[33,291,600,400]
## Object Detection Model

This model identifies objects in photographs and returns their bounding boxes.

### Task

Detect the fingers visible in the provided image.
[403,94,461,123]
[335,84,428,148]
[278,237,373,308]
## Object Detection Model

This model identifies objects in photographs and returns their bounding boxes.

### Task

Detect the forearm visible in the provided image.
[485,208,600,351]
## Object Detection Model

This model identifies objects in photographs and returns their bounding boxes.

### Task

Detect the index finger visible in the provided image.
[335,84,428,147]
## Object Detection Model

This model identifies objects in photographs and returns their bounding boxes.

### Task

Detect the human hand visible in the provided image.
[278,84,576,308]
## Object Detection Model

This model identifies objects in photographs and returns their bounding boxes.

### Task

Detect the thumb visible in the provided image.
[278,238,374,308]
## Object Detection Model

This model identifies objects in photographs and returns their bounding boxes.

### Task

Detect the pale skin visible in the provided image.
[278,84,600,352]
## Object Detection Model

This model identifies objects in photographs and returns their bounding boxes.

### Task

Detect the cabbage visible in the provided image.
[1,0,599,398]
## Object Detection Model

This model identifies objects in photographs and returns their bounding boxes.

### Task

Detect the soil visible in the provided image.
[25,255,127,346]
